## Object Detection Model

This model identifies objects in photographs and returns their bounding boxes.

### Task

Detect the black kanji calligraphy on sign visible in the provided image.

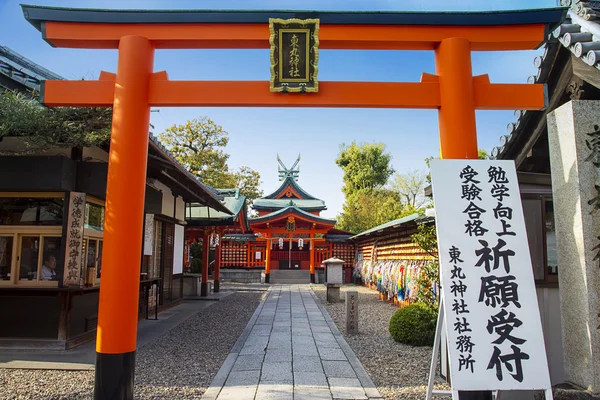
[475,239,515,273]
[487,309,526,345]
[587,184,600,211]
[460,165,480,184]
[458,353,476,373]
[449,246,463,264]
[479,275,521,308]
[491,184,510,202]
[451,264,466,280]
[584,124,600,168]
[451,280,468,298]
[493,203,513,220]
[456,335,475,353]
[463,202,486,220]
[72,196,84,207]
[487,166,509,184]
[496,219,516,237]
[487,345,530,383]
[465,220,489,237]
[454,317,472,334]
[452,298,470,315]
[462,184,483,201]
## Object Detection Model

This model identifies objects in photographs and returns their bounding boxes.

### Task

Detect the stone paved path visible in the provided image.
[202,285,382,400]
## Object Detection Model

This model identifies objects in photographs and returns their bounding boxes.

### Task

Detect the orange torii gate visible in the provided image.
[21,5,565,400]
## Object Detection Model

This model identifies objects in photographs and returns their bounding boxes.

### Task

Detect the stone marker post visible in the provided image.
[323,257,344,303]
[547,100,600,393]
[346,290,358,334]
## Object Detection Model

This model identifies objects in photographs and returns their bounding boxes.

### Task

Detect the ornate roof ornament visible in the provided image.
[277,153,301,181]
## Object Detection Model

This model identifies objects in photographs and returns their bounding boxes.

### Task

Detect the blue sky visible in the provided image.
[0,0,558,218]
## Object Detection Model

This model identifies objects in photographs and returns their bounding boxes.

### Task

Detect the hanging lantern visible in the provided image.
[298,238,304,250]
[278,237,284,249]
[210,233,220,248]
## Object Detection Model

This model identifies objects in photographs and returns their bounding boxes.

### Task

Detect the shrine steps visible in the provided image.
[269,269,311,284]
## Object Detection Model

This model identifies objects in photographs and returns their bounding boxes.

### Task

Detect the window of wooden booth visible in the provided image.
[521,195,558,285]
[81,237,103,285]
[15,234,62,284]
[0,193,65,286]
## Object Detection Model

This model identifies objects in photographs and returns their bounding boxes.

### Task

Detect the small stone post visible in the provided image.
[346,290,358,334]
[547,100,600,393]
[323,257,344,303]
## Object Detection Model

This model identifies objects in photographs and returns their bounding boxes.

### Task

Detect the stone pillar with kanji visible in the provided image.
[547,100,600,393]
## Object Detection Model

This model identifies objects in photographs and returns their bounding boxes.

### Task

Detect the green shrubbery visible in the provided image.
[389,303,437,346]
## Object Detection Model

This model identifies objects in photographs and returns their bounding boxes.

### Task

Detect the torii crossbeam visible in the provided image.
[21,4,565,400]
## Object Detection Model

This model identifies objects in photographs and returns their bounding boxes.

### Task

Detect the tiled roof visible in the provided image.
[349,214,435,241]
[0,45,63,91]
[249,203,336,225]
[187,188,246,220]
[262,176,322,201]
[0,44,229,213]
[253,198,326,210]
[490,0,598,160]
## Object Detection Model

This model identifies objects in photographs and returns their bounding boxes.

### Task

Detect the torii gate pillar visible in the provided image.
[94,35,154,399]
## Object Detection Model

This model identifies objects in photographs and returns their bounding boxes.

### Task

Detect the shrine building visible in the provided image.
[185,156,354,285]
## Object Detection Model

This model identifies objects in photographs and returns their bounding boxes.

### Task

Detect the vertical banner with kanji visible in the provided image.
[63,192,85,287]
[431,160,551,391]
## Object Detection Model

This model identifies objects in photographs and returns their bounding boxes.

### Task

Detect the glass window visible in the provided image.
[545,200,558,279]
[19,236,40,281]
[0,236,13,281]
[40,237,61,281]
[0,198,63,226]
[522,199,545,281]
[85,203,104,231]
[86,240,97,270]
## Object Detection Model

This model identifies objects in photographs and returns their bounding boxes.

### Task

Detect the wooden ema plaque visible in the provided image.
[269,18,319,93]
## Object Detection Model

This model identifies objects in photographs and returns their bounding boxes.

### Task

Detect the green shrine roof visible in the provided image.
[186,188,247,228]
[250,203,335,225]
[253,198,326,210]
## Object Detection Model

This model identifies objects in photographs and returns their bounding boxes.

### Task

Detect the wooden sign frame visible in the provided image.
[269,18,320,92]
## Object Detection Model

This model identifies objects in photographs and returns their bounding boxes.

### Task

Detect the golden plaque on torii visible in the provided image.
[269,18,320,93]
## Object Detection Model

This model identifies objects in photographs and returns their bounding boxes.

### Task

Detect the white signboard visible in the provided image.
[173,224,185,275]
[431,160,550,391]
[143,214,154,256]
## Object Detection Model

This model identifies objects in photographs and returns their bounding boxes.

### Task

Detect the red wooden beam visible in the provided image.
[42,79,546,110]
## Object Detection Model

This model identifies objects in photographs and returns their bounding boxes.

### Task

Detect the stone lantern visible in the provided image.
[322,257,344,303]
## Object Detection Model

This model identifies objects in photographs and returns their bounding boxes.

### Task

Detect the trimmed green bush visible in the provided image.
[389,302,437,346]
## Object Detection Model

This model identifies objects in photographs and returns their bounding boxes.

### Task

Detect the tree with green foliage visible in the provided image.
[0,89,112,153]
[336,188,410,233]
[159,117,263,204]
[411,222,440,312]
[425,148,489,183]
[335,142,406,233]
[391,169,430,210]
[335,141,395,195]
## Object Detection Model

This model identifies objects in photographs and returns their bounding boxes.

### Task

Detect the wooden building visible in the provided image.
[185,157,354,285]
[0,45,229,349]
[349,214,437,307]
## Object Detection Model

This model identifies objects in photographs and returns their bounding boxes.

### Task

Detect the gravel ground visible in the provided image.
[312,284,450,400]
[0,290,265,400]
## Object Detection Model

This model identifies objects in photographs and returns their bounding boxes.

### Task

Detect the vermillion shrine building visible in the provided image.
[185,156,354,285]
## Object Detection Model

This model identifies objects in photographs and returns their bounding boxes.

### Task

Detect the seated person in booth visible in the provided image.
[41,255,57,281]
